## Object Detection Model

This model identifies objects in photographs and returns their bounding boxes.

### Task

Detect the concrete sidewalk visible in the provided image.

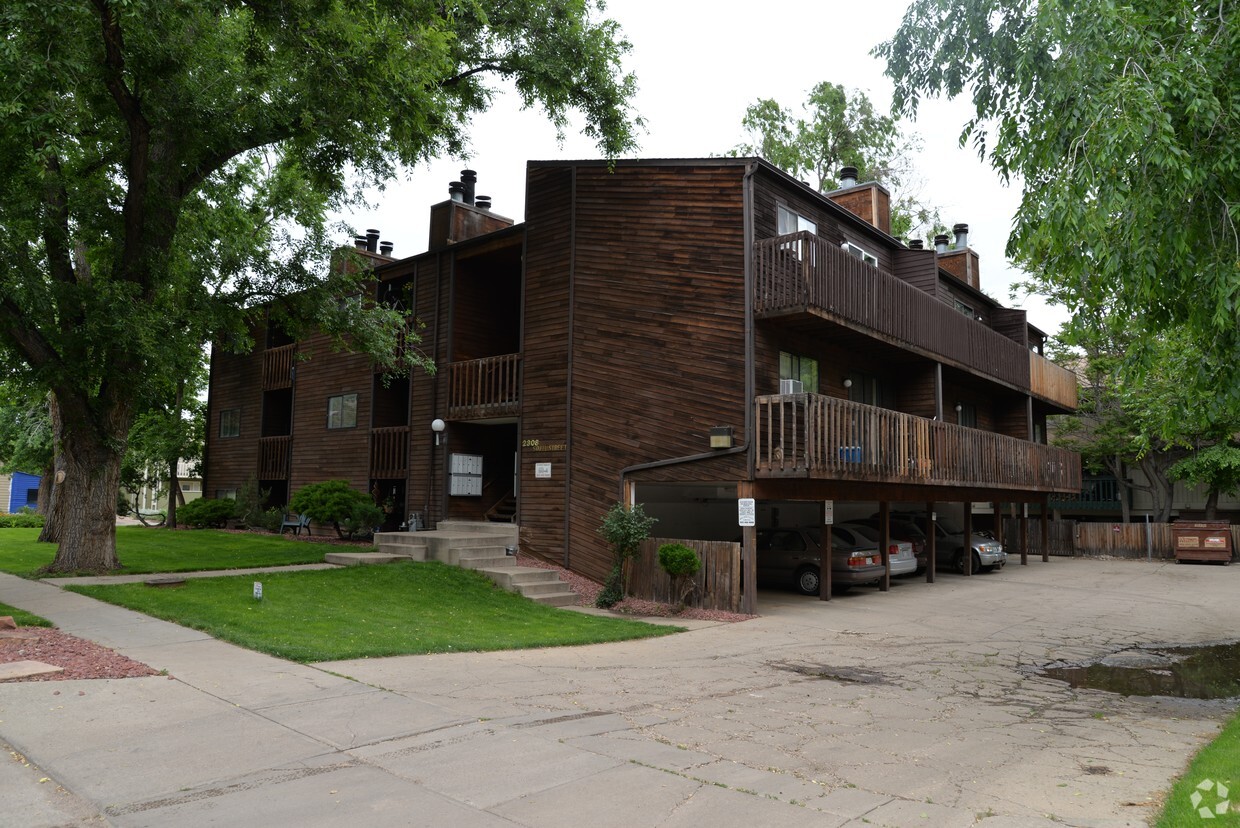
[2,559,1237,827]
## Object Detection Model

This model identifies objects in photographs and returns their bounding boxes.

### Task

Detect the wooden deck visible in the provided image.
[755,393,1081,493]
[447,353,521,420]
[262,344,294,390]
[754,232,1031,390]
[370,426,409,478]
[257,435,290,479]
[1030,352,1078,410]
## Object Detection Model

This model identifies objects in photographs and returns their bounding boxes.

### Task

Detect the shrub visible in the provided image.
[256,507,285,534]
[595,503,657,608]
[658,543,701,611]
[235,476,271,528]
[0,512,45,529]
[289,480,381,540]
[177,497,237,529]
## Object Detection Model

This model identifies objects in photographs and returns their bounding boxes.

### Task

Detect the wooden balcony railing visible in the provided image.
[263,344,295,390]
[755,393,1081,493]
[754,232,1031,390]
[1030,352,1078,410]
[370,426,410,479]
[447,353,521,420]
[257,436,290,479]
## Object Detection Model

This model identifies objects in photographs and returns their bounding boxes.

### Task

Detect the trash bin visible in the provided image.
[1171,520,1232,564]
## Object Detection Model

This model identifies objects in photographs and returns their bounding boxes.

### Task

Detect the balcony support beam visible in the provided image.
[925,502,936,584]
[962,501,973,576]
[878,500,890,592]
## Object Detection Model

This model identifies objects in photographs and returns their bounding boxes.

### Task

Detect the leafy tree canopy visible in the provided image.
[877,0,1240,396]
[0,0,639,571]
[728,81,942,239]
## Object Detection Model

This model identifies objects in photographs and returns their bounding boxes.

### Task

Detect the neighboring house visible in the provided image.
[0,471,41,513]
[1050,471,1240,523]
[125,460,203,513]
[204,158,1081,587]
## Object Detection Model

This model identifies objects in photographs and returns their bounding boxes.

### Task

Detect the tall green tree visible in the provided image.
[728,82,940,239]
[0,1,639,572]
[877,0,1240,396]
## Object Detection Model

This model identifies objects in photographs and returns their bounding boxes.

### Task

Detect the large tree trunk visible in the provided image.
[1205,488,1220,520]
[46,390,132,573]
[37,397,66,544]
[166,458,181,529]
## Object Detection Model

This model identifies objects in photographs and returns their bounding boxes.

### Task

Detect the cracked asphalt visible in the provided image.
[1,557,1236,827]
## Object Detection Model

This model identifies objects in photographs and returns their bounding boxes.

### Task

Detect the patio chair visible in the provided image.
[280,512,312,536]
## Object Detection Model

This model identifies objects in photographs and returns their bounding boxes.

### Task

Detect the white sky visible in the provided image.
[340,0,1068,336]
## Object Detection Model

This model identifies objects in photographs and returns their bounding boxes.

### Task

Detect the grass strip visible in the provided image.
[1156,708,1240,825]
[0,527,333,577]
[0,601,53,627]
[67,561,680,661]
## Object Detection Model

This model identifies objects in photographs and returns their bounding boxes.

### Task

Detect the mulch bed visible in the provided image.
[0,629,160,683]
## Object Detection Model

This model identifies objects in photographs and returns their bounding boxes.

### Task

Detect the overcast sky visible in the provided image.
[340,0,1068,335]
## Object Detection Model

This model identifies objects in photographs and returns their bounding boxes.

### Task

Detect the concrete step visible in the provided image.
[457,554,515,571]
[324,552,407,566]
[374,539,428,561]
[529,591,579,607]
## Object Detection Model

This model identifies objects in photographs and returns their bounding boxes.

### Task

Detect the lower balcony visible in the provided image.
[447,353,521,420]
[370,426,410,478]
[257,436,290,479]
[755,393,1080,493]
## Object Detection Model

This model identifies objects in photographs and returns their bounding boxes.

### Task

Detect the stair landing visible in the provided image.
[366,522,577,607]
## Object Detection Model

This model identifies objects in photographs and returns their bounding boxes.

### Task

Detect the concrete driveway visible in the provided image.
[2,557,1236,827]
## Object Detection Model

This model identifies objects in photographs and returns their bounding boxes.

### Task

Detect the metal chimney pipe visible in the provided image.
[934,233,950,255]
[354,235,369,250]
[460,169,477,205]
[448,181,464,202]
[907,239,924,250]
[475,196,491,210]
[365,229,380,253]
[379,241,394,256]
[838,166,858,188]
[953,222,969,249]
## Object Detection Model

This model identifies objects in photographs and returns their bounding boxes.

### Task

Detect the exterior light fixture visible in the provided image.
[431,418,445,445]
[843,378,853,389]
[709,426,734,449]
[954,403,963,413]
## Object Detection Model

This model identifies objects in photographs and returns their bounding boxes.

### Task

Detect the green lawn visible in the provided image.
[1156,709,1240,825]
[0,527,334,577]
[66,561,679,661]
[0,601,52,627]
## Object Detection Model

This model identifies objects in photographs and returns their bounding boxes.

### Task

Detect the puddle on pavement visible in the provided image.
[1040,641,1240,699]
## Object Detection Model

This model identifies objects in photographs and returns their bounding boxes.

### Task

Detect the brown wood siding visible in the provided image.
[995,397,1031,440]
[408,256,449,526]
[204,340,265,496]
[990,308,1029,349]
[287,331,372,496]
[561,164,749,582]
[752,171,845,246]
[898,365,939,419]
[518,165,574,565]
[893,247,938,296]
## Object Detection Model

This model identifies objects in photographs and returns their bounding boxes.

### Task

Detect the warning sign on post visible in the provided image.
[738,498,756,527]
[824,500,834,525]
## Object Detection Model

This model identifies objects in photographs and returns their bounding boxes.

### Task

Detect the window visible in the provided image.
[953,298,975,318]
[181,481,202,493]
[219,408,240,438]
[777,205,817,236]
[841,241,878,266]
[327,393,358,429]
[779,351,819,394]
[216,488,238,500]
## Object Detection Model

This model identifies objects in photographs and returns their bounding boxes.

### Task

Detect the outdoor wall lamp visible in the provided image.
[954,403,963,413]
[709,426,734,449]
[431,418,445,446]
[843,378,853,389]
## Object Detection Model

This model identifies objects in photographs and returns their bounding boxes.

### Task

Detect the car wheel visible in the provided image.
[953,551,965,573]
[795,566,820,595]
[973,552,983,573]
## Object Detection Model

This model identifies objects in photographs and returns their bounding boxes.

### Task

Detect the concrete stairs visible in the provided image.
[346,521,577,607]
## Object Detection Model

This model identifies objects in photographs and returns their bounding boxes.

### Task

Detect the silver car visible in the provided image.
[835,524,918,577]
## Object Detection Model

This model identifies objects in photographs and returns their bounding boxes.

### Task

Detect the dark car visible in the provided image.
[886,511,1007,572]
[853,517,929,572]
[754,527,887,595]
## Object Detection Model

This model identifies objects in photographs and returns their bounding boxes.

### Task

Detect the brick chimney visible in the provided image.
[826,166,891,234]
[428,170,514,250]
[936,222,981,289]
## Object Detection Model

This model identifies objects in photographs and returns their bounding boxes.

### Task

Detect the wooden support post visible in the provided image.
[1041,495,1050,562]
[738,482,757,615]
[994,501,1005,552]
[1020,503,1029,566]
[962,501,973,576]
[820,501,832,602]
[925,501,936,584]
[878,500,890,592]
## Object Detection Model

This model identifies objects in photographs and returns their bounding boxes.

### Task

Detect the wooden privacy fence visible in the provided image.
[628,537,741,612]
[1001,519,1240,560]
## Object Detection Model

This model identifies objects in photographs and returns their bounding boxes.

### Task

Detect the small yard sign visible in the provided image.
[253,581,263,600]
[738,497,756,527]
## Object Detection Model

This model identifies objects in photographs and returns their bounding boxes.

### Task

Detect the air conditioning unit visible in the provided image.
[779,379,804,394]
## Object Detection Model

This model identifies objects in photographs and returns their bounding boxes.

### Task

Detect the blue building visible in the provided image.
[3,472,41,513]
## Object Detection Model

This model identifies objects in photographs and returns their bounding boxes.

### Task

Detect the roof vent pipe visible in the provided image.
[907,239,924,250]
[460,169,477,205]
[448,181,464,202]
[365,229,380,253]
[953,223,969,249]
[475,196,491,210]
[838,166,858,188]
[354,235,369,250]
[379,241,394,256]
[934,233,950,255]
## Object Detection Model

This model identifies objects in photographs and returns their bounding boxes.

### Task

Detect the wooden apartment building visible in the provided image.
[204,158,1081,585]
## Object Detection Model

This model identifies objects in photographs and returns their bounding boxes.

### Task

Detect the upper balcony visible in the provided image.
[755,393,1081,494]
[446,353,521,421]
[1030,352,1078,410]
[754,232,1031,391]
[262,344,295,390]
